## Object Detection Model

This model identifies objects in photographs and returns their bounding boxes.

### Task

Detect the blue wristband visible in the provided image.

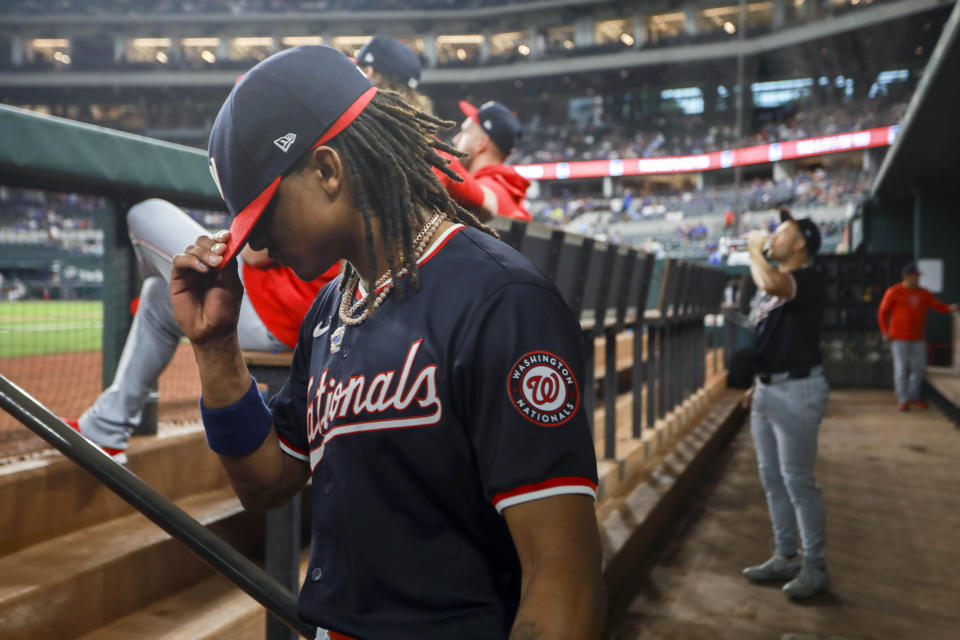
[200,376,273,457]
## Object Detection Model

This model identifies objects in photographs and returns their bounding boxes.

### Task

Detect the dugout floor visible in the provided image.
[612,389,960,640]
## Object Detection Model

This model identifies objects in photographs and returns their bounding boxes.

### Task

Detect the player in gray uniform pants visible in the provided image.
[742,207,830,600]
[75,199,288,458]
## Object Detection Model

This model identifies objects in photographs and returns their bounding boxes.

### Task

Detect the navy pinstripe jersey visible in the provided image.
[269,224,598,639]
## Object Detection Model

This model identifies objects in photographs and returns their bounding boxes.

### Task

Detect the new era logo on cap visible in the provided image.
[273,133,297,153]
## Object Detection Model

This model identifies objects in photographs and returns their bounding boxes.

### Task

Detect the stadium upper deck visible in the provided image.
[0,0,941,78]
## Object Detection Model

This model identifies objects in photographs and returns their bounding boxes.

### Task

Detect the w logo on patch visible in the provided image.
[273,133,297,153]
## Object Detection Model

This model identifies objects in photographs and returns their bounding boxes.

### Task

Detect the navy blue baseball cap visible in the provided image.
[356,35,422,90]
[459,100,523,155]
[779,206,821,256]
[901,262,920,276]
[208,45,377,266]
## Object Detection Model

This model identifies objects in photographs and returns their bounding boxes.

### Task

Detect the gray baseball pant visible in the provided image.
[890,339,926,404]
[750,371,830,566]
[79,199,288,450]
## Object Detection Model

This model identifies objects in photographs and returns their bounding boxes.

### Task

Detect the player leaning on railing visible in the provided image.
[169,45,605,640]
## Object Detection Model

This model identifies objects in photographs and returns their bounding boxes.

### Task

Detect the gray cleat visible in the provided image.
[782,561,829,599]
[742,553,802,583]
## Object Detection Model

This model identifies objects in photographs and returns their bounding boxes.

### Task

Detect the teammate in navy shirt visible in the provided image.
[170,46,605,639]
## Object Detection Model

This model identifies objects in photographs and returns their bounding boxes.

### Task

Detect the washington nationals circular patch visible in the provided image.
[508,351,580,427]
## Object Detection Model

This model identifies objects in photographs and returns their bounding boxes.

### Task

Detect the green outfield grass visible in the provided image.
[0,300,103,358]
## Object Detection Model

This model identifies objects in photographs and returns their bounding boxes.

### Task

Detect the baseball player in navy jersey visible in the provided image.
[170,46,604,639]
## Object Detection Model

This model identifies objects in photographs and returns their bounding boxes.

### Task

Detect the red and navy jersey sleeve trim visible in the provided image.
[491,476,598,514]
[277,433,309,462]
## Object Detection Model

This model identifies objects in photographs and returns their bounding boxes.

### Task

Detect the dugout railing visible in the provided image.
[1,104,727,640]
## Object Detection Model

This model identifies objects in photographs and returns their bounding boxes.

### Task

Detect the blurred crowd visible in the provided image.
[511,99,907,164]
[528,165,865,260]
[531,166,868,225]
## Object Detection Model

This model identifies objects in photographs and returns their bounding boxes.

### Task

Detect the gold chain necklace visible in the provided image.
[330,213,444,354]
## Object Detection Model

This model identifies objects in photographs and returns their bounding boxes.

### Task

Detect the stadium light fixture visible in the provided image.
[518,44,531,55]
[201,50,217,63]
[456,48,467,60]
[621,33,635,46]
[281,36,323,46]
[156,51,169,63]
[183,37,220,47]
[234,37,274,47]
[53,51,71,64]
[563,39,575,49]
[131,38,171,48]
[723,21,736,34]
[436,35,484,45]
[32,39,69,48]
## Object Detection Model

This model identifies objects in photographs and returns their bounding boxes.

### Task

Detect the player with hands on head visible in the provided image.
[172,45,604,640]
[741,207,831,601]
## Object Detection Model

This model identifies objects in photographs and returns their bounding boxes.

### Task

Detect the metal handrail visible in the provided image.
[0,373,316,640]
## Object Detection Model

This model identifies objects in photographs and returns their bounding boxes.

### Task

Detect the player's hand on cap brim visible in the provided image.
[170,230,245,349]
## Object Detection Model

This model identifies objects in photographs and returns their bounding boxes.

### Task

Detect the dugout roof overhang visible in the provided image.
[872,0,960,200]
[0,104,222,209]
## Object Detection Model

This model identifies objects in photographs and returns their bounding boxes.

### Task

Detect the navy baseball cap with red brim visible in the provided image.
[207,45,377,267]
[458,99,522,155]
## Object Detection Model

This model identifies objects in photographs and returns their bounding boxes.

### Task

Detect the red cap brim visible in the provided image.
[458,99,479,124]
[219,176,281,268]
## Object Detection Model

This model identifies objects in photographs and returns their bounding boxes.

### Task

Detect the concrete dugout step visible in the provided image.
[0,426,226,557]
[0,487,261,640]
[77,550,311,640]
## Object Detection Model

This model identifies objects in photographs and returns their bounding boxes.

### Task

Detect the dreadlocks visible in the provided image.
[311,89,497,314]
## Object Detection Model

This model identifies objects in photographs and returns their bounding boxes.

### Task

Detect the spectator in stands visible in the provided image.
[355,35,497,221]
[68,199,336,462]
[742,207,830,600]
[877,263,959,411]
[454,100,532,221]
